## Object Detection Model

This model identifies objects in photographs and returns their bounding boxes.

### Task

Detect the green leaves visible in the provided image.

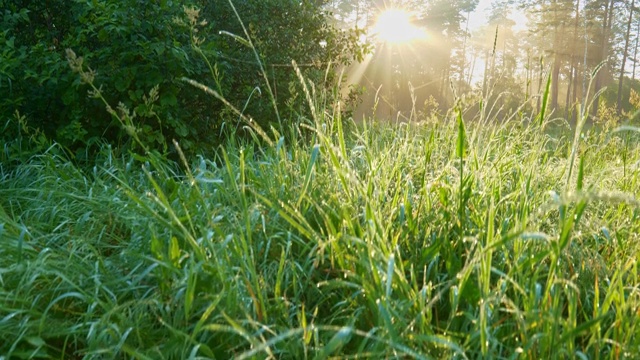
[538,70,552,127]
[313,327,353,360]
[456,106,467,227]
[297,144,321,207]
[3,0,367,157]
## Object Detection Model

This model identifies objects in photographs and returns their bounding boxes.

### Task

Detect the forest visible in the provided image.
[331,0,640,124]
[1,0,640,358]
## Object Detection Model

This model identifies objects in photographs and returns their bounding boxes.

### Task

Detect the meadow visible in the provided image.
[2,85,640,358]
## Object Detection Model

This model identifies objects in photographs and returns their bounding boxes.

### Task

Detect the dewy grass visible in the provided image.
[2,94,640,358]
[3,4,640,358]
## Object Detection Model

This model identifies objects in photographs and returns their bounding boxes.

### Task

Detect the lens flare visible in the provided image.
[372,9,427,44]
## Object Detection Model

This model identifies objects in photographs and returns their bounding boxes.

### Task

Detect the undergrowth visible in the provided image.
[1,95,640,358]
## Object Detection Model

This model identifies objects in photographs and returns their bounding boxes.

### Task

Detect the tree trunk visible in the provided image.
[537,56,544,113]
[568,0,581,119]
[551,54,561,110]
[593,0,615,116]
[551,1,561,110]
[617,0,636,112]
[461,12,470,83]
[633,21,640,81]
[482,49,490,95]
[525,50,531,100]
[467,51,477,85]
[572,63,581,119]
[566,63,574,119]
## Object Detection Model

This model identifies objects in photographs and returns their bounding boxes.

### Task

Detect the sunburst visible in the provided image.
[372,9,427,44]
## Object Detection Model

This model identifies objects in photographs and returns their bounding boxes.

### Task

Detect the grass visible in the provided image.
[1,95,640,358]
[2,9,640,355]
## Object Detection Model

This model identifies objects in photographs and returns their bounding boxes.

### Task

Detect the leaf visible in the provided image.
[26,336,46,347]
[386,253,395,298]
[185,264,197,320]
[576,156,585,191]
[150,234,164,260]
[175,124,189,137]
[297,144,320,207]
[613,125,640,133]
[538,70,552,126]
[219,30,251,48]
[114,75,133,92]
[456,108,465,159]
[313,327,352,360]
[160,93,178,107]
[169,236,180,266]
[557,315,605,345]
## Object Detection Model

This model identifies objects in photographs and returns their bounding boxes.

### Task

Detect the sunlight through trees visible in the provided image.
[327,0,640,120]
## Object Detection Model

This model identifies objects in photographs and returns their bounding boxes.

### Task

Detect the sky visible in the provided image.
[468,0,529,31]
[468,0,494,30]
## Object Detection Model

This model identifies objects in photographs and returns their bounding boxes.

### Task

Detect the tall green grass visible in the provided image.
[2,91,640,358]
[2,3,640,358]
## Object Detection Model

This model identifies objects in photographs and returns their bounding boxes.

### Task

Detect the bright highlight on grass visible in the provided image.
[372,9,427,44]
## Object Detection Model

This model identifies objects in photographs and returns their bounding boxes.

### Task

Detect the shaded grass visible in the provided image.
[1,108,640,359]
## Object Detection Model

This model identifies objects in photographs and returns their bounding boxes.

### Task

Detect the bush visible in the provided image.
[1,0,366,158]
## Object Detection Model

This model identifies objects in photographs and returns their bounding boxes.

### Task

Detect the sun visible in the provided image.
[372,9,427,44]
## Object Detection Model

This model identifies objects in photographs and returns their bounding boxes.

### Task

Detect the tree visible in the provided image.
[472,1,528,116]
[520,0,578,111]
[353,0,479,117]
[616,0,637,111]
[416,0,479,102]
[588,0,617,115]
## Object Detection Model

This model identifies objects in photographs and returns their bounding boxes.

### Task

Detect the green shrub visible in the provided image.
[1,0,365,158]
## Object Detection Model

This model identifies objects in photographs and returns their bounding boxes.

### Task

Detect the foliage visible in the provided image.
[0,0,365,157]
[0,111,53,169]
[631,88,640,109]
[602,77,640,114]
[187,0,367,135]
